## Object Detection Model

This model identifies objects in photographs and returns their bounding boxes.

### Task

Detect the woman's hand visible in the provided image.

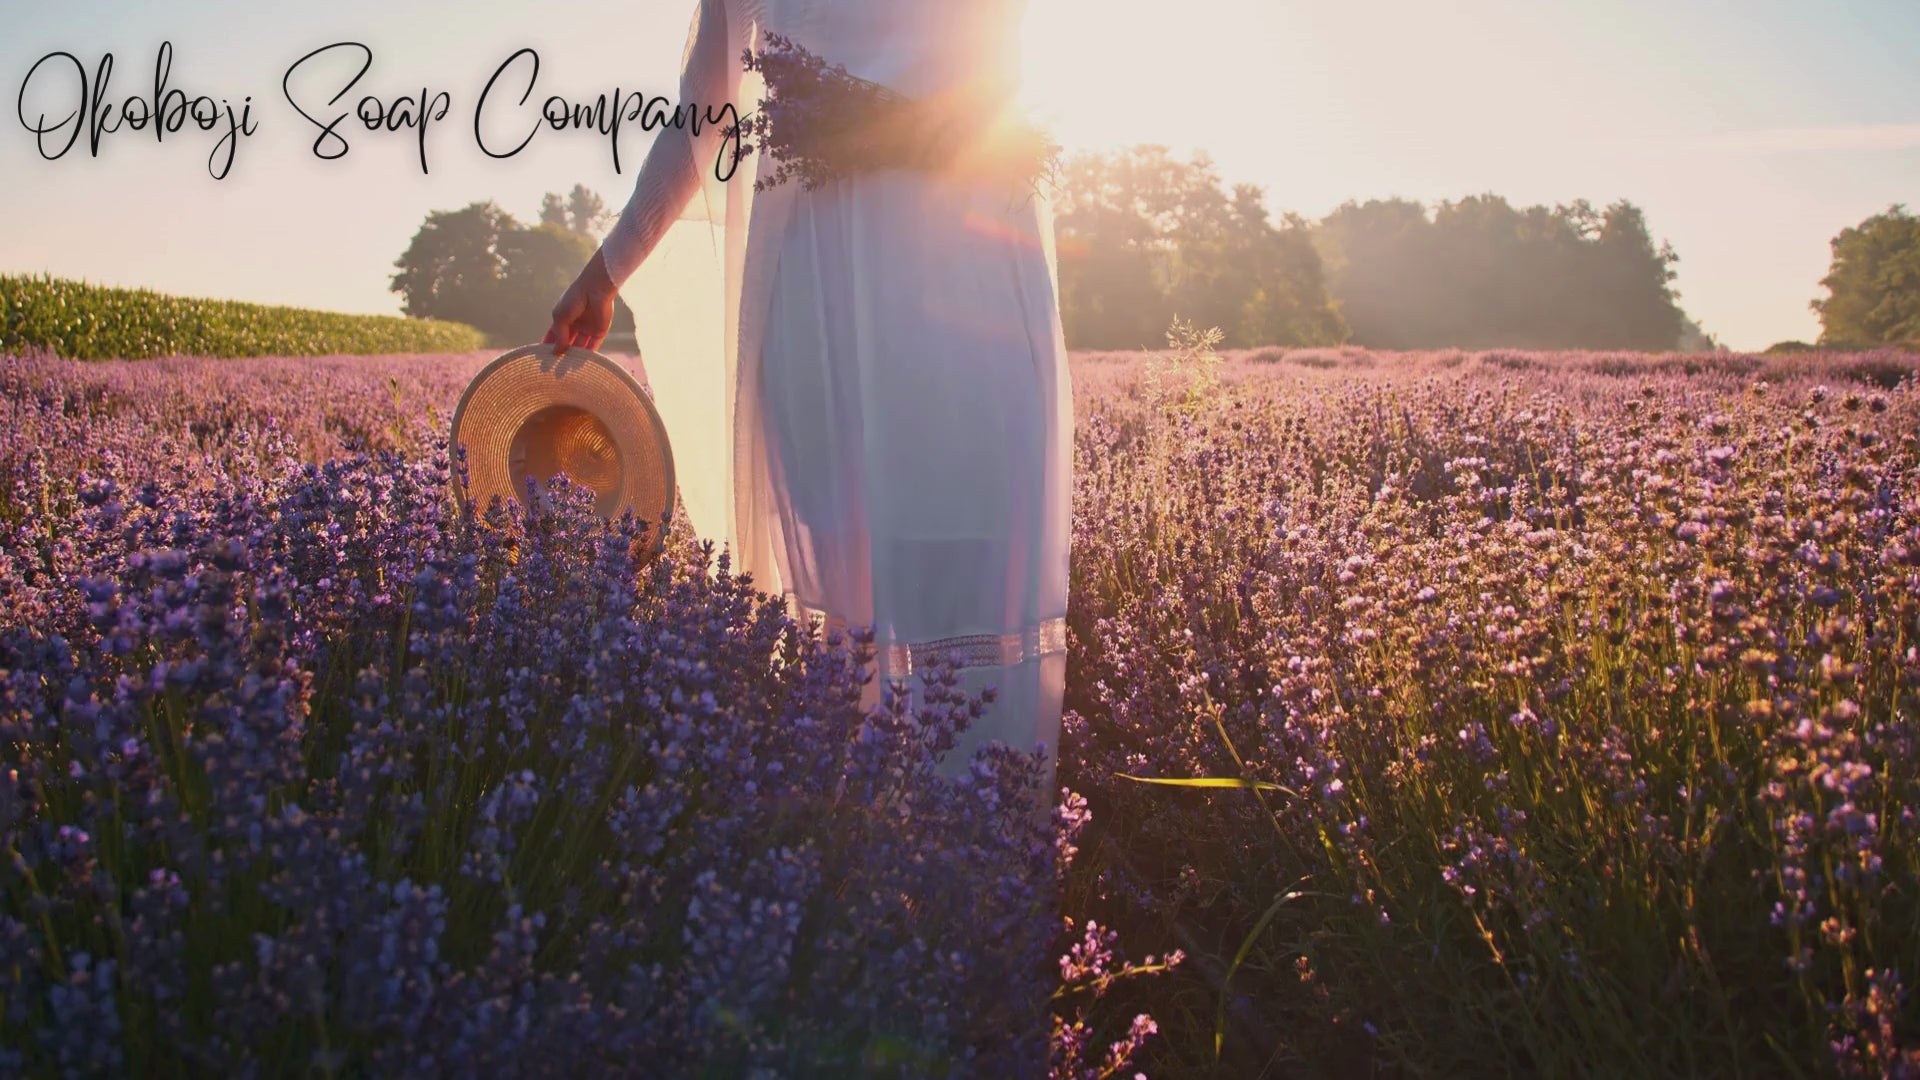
[544,249,619,357]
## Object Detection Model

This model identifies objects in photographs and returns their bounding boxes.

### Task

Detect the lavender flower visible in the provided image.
[0,349,1168,1077]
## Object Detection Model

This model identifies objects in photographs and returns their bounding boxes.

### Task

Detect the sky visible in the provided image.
[1,0,1916,351]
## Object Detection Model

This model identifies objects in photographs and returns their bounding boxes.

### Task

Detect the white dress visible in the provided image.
[598,0,1072,787]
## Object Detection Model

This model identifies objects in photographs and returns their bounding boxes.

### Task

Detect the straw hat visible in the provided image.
[450,344,676,545]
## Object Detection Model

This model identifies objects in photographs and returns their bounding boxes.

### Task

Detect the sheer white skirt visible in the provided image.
[756,170,1071,787]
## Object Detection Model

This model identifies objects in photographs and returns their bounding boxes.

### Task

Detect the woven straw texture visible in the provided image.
[451,345,675,536]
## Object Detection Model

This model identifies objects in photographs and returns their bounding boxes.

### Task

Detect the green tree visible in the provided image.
[1313,194,1687,350]
[1055,146,1347,350]
[543,184,633,346]
[497,223,598,344]
[1224,195,1349,347]
[1312,198,1434,350]
[1053,149,1179,349]
[1813,205,1920,349]
[389,201,516,337]
[566,185,611,238]
[1590,201,1685,350]
[392,188,635,349]
[540,183,613,240]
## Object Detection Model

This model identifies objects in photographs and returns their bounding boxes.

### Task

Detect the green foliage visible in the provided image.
[540,183,613,239]
[1142,318,1227,418]
[498,222,599,338]
[393,189,634,350]
[1056,149,1694,353]
[1054,147,1350,351]
[1814,204,1920,350]
[0,274,484,360]
[1313,195,1690,350]
[1062,350,1920,1076]
[388,201,520,337]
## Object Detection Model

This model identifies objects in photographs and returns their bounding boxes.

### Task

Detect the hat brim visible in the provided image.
[450,344,676,543]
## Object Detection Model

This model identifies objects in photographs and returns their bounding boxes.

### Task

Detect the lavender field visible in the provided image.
[3,344,1919,1077]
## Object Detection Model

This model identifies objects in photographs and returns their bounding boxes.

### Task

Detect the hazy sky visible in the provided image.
[2,0,1916,351]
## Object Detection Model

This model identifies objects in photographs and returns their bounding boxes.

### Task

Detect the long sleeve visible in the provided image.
[599,0,736,287]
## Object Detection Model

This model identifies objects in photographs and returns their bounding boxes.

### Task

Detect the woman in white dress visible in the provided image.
[543,0,1072,793]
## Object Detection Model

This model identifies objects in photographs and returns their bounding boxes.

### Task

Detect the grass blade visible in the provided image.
[1116,773,1300,798]
[1216,889,1303,1060]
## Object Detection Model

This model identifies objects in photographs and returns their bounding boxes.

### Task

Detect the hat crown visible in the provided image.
[509,405,625,516]
[451,345,675,546]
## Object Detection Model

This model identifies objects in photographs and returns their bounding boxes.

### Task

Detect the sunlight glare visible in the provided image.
[1019,0,1271,151]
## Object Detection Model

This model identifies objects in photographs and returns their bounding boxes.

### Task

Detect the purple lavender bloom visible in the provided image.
[0,350,1170,1077]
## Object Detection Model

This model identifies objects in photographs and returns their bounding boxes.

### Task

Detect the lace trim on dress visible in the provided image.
[784,593,1067,681]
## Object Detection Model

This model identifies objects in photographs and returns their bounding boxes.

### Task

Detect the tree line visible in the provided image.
[1311,194,1686,351]
[390,184,634,349]
[392,158,1919,355]
[1809,205,1920,351]
[1053,146,1690,351]
[1051,147,1351,351]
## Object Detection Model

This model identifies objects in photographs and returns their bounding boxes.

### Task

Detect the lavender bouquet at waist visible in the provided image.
[735,32,1061,194]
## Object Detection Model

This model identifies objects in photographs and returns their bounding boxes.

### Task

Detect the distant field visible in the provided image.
[1077,342,1920,390]
[0,274,485,360]
[2,345,1917,1075]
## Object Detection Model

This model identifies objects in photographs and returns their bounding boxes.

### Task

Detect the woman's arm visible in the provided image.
[546,0,733,353]
[599,0,734,285]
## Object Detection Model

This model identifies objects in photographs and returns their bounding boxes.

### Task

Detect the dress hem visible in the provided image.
[784,591,1067,683]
